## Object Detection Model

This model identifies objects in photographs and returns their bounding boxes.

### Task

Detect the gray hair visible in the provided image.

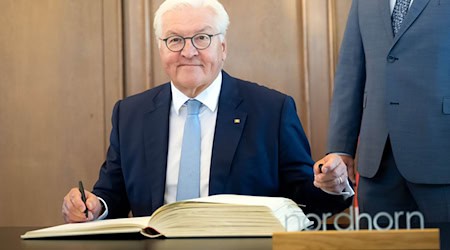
[154,0,230,44]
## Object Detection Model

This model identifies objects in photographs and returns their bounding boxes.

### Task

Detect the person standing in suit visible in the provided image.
[314,0,450,226]
[62,0,353,223]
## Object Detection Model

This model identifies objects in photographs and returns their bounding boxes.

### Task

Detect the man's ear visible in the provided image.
[221,39,227,61]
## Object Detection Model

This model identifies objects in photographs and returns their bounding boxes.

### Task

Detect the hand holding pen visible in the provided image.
[62,181,103,223]
[313,153,350,193]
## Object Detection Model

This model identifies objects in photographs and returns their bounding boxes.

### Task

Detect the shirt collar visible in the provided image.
[390,0,414,13]
[171,71,222,115]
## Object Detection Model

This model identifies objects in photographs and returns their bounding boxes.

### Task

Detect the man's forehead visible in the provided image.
[163,25,215,36]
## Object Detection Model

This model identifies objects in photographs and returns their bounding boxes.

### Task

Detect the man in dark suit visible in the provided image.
[315,0,450,226]
[62,0,352,223]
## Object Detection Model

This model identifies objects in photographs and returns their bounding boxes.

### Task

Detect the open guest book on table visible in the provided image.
[21,194,312,239]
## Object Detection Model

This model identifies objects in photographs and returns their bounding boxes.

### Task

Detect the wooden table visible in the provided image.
[1,227,272,250]
[3,224,449,250]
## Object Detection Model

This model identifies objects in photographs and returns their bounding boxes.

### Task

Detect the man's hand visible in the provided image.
[62,188,103,223]
[313,153,354,193]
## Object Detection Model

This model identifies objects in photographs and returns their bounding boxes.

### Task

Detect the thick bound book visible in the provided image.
[21,195,312,239]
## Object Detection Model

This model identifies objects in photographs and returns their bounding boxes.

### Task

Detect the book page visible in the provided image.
[181,195,312,231]
[147,202,285,238]
[21,216,151,239]
[22,195,311,239]
[188,194,294,211]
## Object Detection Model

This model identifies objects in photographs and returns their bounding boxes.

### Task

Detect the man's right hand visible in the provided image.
[314,153,356,185]
[62,188,103,223]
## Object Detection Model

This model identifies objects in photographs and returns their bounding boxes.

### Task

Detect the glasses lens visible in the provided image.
[192,34,211,50]
[166,36,184,51]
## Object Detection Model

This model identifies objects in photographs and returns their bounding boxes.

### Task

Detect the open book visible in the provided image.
[21,194,312,239]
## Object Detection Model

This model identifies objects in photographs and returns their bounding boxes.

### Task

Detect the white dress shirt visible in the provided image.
[164,72,222,204]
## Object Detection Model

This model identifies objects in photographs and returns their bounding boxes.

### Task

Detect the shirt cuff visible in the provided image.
[334,152,352,157]
[96,197,109,220]
[321,179,355,200]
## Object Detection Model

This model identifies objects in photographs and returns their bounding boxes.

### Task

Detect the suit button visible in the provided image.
[387,55,398,63]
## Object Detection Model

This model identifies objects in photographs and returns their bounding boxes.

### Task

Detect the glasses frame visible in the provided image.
[160,33,222,52]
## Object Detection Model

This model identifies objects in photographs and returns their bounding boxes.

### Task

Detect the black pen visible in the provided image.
[78,181,89,218]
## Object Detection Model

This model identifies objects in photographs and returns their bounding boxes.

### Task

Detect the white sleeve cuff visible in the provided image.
[96,197,109,220]
[321,179,355,200]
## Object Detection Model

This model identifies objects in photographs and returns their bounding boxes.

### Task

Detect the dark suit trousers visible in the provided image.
[357,138,450,228]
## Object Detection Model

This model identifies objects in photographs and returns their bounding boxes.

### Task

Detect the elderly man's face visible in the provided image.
[159,6,227,98]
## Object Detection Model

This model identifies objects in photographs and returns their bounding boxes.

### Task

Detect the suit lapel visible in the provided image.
[143,84,171,212]
[209,72,247,194]
[392,0,431,45]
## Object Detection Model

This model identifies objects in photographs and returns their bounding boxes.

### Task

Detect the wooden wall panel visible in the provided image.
[330,0,352,84]
[123,0,153,96]
[221,0,307,132]
[0,0,351,227]
[103,0,125,147]
[303,0,332,159]
[0,0,123,226]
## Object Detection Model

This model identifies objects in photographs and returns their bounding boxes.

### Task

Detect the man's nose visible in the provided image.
[181,39,198,57]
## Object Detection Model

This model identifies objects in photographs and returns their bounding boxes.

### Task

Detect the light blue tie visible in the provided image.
[392,0,412,36]
[176,99,202,201]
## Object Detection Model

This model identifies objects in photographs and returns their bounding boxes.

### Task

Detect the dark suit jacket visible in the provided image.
[93,71,351,218]
[328,0,450,183]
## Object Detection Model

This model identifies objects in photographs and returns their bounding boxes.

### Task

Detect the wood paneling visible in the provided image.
[0,0,351,227]
[0,0,122,226]
[103,0,125,147]
[221,0,308,134]
[302,0,351,159]
[302,0,332,159]
[123,0,153,96]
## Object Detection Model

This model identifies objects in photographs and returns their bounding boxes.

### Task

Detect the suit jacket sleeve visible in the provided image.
[279,96,352,215]
[92,101,131,218]
[327,0,366,156]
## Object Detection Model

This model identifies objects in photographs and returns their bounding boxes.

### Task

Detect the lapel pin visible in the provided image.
[234,119,240,124]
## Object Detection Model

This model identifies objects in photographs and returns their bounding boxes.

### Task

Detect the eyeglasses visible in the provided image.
[160,33,222,52]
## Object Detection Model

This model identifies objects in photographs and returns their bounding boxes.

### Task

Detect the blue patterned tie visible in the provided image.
[176,99,202,201]
[392,0,412,36]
